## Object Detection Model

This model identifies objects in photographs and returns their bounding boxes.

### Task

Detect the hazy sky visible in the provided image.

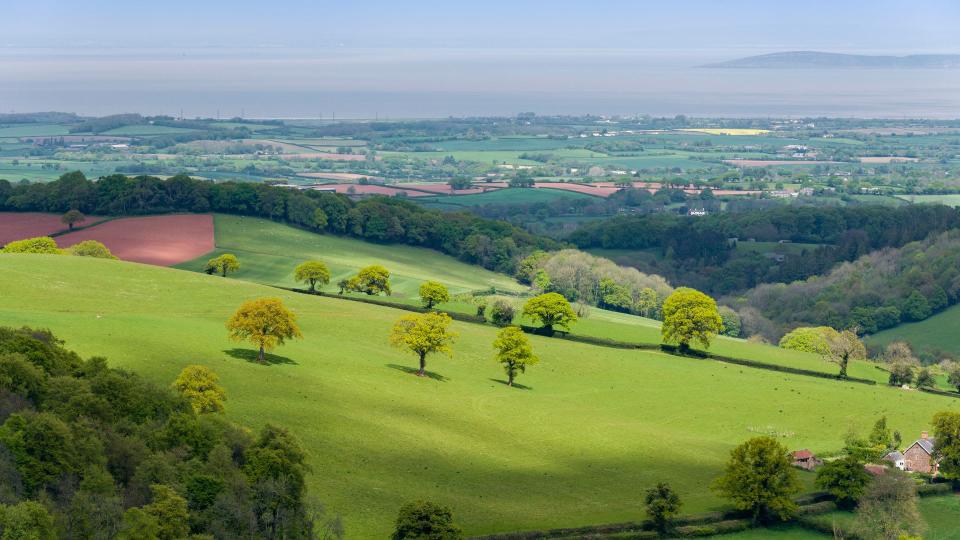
[3,0,959,51]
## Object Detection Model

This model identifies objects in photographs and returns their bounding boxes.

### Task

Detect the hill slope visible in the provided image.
[1,255,957,537]
[868,303,960,357]
[175,214,525,298]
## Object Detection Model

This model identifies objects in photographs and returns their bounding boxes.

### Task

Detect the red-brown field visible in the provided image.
[0,212,102,245]
[57,214,215,266]
[308,184,435,197]
[723,159,839,167]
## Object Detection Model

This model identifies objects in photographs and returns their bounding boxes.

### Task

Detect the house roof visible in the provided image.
[883,451,904,461]
[792,449,814,459]
[909,438,936,455]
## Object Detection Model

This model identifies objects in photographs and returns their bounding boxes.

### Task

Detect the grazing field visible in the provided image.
[781,495,960,539]
[723,159,839,167]
[896,194,960,207]
[0,212,101,244]
[0,124,70,137]
[175,214,524,297]
[99,124,199,136]
[417,187,598,207]
[0,254,957,538]
[868,303,960,356]
[56,214,215,266]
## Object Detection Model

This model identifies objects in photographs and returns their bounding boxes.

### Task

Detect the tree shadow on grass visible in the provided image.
[488,378,533,390]
[223,348,297,365]
[386,364,448,382]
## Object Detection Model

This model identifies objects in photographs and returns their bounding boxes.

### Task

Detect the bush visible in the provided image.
[487,299,516,326]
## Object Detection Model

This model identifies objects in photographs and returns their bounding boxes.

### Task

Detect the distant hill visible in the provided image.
[704,51,960,69]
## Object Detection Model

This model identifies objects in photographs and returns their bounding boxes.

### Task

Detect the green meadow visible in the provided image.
[417,186,599,208]
[175,214,524,298]
[1,254,957,538]
[868,304,960,356]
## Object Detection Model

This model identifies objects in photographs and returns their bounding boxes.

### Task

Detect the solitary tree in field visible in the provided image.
[389,312,457,377]
[814,456,871,509]
[69,239,117,259]
[644,482,682,534]
[825,328,866,379]
[226,298,302,363]
[916,368,935,389]
[1,236,62,254]
[660,288,723,351]
[418,281,450,309]
[778,326,838,356]
[61,209,86,231]
[521,292,577,335]
[392,500,462,540]
[205,253,240,277]
[492,326,538,387]
[347,265,391,296]
[173,365,227,414]
[294,261,331,292]
[712,436,800,524]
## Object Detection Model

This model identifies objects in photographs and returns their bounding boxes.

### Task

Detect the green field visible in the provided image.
[897,194,960,207]
[175,214,524,297]
[417,187,599,208]
[2,254,957,538]
[100,124,200,136]
[775,494,960,539]
[0,124,70,137]
[868,304,960,356]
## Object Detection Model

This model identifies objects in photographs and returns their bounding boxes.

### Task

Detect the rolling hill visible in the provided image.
[0,254,956,537]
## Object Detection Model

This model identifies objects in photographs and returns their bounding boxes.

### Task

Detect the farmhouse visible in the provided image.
[902,431,938,474]
[791,449,821,470]
[883,450,905,470]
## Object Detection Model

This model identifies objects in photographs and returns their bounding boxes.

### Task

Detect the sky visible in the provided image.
[3,1,960,118]
[3,0,959,51]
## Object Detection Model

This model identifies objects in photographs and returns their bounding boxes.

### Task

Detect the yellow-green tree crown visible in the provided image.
[521,292,578,331]
[389,312,457,358]
[226,297,302,352]
[70,240,118,259]
[660,287,723,349]
[419,281,450,308]
[173,364,227,414]
[1,236,62,254]
[294,261,331,290]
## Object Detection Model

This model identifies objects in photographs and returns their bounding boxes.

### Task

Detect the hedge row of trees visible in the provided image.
[0,327,333,539]
[0,172,559,273]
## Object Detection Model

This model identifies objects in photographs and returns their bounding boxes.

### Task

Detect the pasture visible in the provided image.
[175,214,524,297]
[417,187,599,207]
[868,304,960,356]
[0,254,957,538]
[896,194,960,207]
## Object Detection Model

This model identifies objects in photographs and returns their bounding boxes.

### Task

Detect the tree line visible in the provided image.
[0,171,559,274]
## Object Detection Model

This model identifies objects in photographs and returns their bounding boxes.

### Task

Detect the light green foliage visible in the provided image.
[779,327,837,356]
[204,253,239,277]
[392,500,462,540]
[815,456,871,508]
[522,292,577,334]
[854,470,926,540]
[69,239,117,259]
[932,411,960,481]
[0,501,56,540]
[949,365,960,392]
[143,484,190,540]
[173,365,227,414]
[389,312,457,376]
[419,281,450,309]
[661,288,723,350]
[644,482,682,533]
[348,265,392,296]
[712,436,800,523]
[313,207,329,231]
[492,327,538,386]
[515,250,549,285]
[719,306,742,337]
[1,236,61,254]
[635,287,660,319]
[226,297,302,363]
[294,260,331,292]
[915,368,935,389]
[117,507,160,540]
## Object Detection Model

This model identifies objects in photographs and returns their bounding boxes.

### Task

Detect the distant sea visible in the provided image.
[2,47,960,119]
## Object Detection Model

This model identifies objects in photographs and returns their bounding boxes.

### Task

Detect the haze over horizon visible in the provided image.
[3,0,960,118]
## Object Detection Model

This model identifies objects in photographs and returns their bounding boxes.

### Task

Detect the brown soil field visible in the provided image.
[297,172,382,182]
[308,184,432,197]
[56,214,215,266]
[0,212,102,245]
[281,152,370,161]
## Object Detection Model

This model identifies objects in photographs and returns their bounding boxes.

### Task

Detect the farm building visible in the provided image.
[902,431,938,474]
[791,449,821,470]
[883,450,906,470]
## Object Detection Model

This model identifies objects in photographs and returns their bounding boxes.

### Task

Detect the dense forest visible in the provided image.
[0,327,333,538]
[569,204,960,294]
[734,230,960,349]
[0,172,559,274]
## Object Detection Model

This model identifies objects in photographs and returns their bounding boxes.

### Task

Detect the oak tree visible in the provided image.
[347,265,391,296]
[173,365,227,414]
[61,209,86,231]
[661,288,723,351]
[521,292,577,335]
[419,281,450,309]
[205,253,240,277]
[712,436,800,523]
[389,312,457,377]
[226,298,302,363]
[294,261,331,292]
[492,327,538,387]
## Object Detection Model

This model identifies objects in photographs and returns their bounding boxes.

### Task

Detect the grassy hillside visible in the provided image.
[175,214,525,298]
[868,304,960,356]
[1,254,957,538]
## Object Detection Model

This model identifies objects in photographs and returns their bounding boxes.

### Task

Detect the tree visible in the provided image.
[117,508,161,540]
[644,482,682,534]
[391,500,462,540]
[143,484,190,540]
[0,501,56,540]
[337,279,349,295]
[824,328,866,379]
[712,436,800,523]
[487,299,516,326]
[347,265,391,296]
[389,312,457,377]
[69,239,117,259]
[901,290,932,321]
[173,365,227,414]
[660,288,723,351]
[61,209,86,231]
[888,362,914,387]
[226,298,302,363]
[448,177,473,191]
[932,411,960,481]
[778,326,837,356]
[294,261,331,292]
[492,327,538,387]
[1,236,61,254]
[521,293,577,335]
[815,456,871,509]
[854,469,925,540]
[313,207,329,231]
[916,368,935,389]
[419,281,450,309]
[718,306,742,337]
[205,253,240,277]
[948,365,960,393]
[635,287,659,319]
